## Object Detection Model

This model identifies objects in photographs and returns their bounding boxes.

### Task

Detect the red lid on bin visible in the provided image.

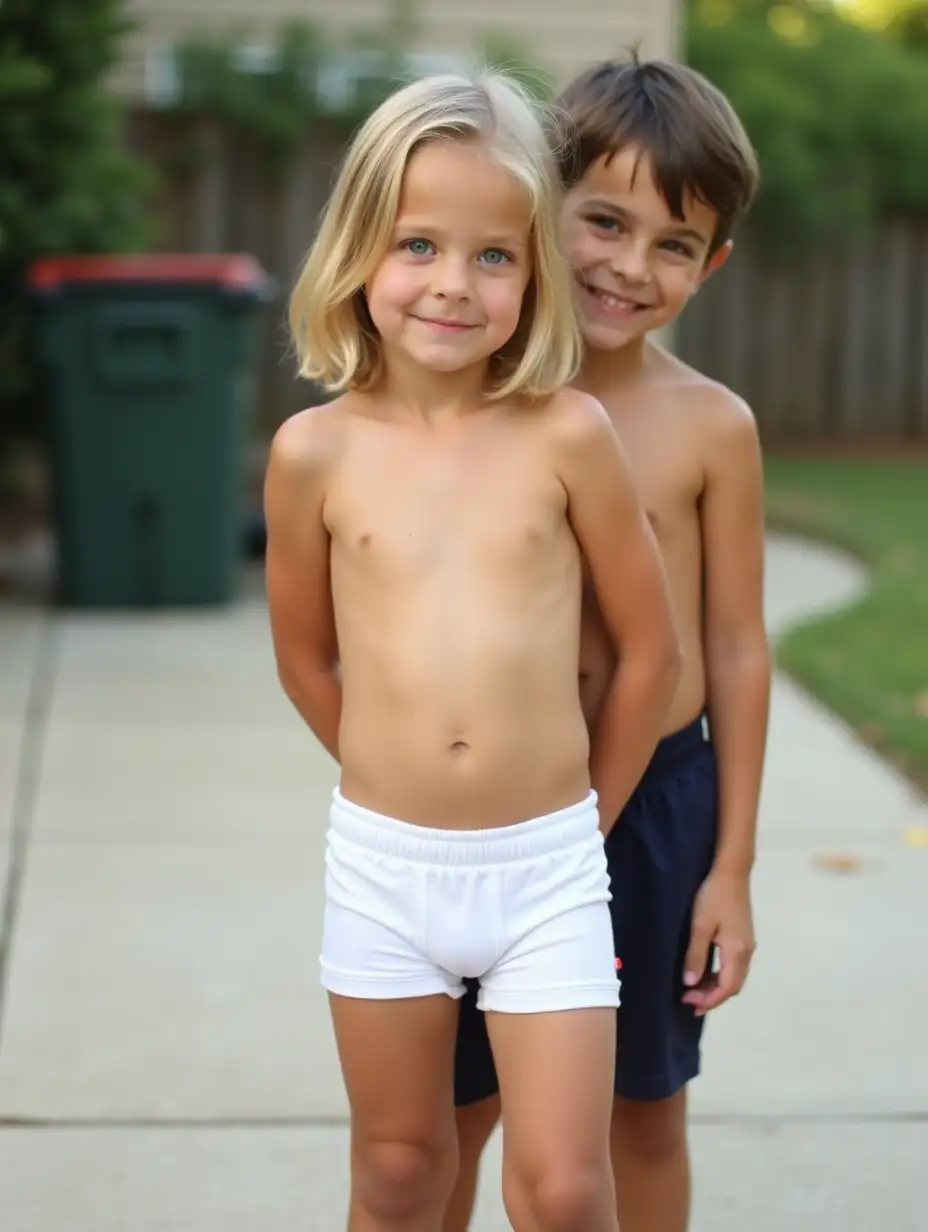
[28,253,266,292]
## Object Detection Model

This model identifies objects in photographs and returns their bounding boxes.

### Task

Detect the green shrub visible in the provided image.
[0,0,150,451]
[687,0,928,251]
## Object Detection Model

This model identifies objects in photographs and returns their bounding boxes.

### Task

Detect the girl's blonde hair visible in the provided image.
[289,71,581,401]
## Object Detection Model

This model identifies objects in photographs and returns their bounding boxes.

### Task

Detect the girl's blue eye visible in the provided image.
[480,248,511,266]
[404,238,433,256]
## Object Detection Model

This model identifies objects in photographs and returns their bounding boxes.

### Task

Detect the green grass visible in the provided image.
[764,456,928,794]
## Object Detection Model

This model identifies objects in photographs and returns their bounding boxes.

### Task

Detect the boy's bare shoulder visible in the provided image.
[651,346,760,455]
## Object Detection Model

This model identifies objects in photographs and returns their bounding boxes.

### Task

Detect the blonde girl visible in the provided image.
[266,70,681,1232]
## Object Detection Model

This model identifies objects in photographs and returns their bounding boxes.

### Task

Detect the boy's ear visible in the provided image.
[699,239,733,286]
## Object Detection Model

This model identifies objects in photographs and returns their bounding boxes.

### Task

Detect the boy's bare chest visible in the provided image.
[609,411,704,543]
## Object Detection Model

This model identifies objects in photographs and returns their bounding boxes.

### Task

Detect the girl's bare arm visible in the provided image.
[264,409,342,762]
[555,392,682,831]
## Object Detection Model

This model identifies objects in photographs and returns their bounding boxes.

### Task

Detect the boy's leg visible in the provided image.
[330,991,461,1231]
[604,717,718,1232]
[446,980,502,1232]
[446,1098,501,1231]
[486,1005,618,1232]
[611,1089,690,1232]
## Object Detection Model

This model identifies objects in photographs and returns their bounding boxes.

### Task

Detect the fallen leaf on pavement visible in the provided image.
[814,852,864,873]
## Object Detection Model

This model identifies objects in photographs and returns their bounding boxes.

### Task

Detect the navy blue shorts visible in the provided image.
[453,714,718,1105]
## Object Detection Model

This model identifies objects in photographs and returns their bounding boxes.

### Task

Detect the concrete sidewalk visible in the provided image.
[0,535,925,1230]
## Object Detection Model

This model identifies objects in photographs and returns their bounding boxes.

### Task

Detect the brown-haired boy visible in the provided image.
[446,57,771,1232]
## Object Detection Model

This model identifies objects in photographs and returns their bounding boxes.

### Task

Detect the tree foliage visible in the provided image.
[686,0,928,250]
[835,0,928,45]
[0,0,150,446]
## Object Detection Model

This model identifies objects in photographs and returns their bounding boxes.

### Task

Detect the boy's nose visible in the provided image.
[613,241,651,285]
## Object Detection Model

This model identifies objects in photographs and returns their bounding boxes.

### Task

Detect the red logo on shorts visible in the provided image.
[615,956,623,971]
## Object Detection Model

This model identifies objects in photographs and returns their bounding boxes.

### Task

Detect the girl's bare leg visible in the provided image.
[487,1007,618,1232]
[330,993,461,1231]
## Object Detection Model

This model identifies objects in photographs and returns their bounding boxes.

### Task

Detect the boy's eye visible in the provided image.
[587,214,621,233]
[479,248,512,266]
[403,238,434,256]
[662,240,695,259]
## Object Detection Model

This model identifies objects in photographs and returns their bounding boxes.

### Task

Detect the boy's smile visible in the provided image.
[577,281,655,317]
[563,146,730,351]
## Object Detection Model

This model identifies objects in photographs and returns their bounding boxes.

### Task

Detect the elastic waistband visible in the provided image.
[329,789,599,867]
[642,713,712,782]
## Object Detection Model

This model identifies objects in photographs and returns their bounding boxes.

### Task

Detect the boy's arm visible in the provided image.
[556,393,683,831]
[683,393,771,1015]
[264,410,342,762]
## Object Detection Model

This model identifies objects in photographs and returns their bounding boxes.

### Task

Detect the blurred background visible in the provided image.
[0,3,926,1229]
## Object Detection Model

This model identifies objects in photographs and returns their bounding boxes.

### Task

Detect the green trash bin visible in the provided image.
[28,253,272,607]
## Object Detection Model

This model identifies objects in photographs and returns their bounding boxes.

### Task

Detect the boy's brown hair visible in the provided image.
[555,55,759,254]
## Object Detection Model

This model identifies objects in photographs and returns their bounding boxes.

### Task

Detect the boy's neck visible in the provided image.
[575,334,658,397]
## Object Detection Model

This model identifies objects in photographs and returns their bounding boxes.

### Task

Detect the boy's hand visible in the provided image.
[682,869,755,1017]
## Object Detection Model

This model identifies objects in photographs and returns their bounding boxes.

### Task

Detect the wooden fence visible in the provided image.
[676,223,928,444]
[127,110,928,443]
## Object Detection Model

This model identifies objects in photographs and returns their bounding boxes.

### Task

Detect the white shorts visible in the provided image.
[320,789,621,1013]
